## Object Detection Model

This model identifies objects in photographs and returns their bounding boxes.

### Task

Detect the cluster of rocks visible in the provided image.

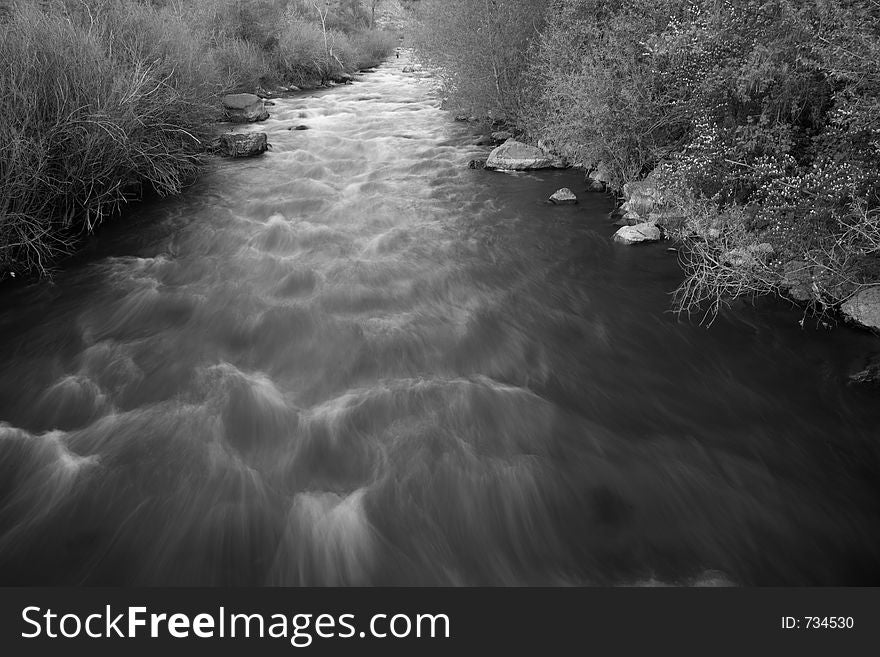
[605,179,678,245]
[211,93,272,158]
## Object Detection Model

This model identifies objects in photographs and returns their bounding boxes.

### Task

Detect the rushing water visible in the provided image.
[1,54,879,586]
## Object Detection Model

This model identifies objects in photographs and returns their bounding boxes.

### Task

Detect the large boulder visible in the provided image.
[841,286,880,331]
[222,93,269,123]
[613,222,661,244]
[549,188,578,205]
[218,132,268,158]
[485,140,567,170]
[615,175,688,231]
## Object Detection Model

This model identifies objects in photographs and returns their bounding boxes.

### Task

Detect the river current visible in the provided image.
[1,54,879,586]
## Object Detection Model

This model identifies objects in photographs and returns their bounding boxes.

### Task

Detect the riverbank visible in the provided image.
[0,0,397,283]
[411,0,880,336]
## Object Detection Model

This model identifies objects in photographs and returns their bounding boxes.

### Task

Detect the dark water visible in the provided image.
[1,54,879,586]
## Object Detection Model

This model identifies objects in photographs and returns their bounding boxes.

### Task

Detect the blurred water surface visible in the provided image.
[1,55,879,586]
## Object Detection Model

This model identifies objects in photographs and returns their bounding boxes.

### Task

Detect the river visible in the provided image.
[1,54,879,586]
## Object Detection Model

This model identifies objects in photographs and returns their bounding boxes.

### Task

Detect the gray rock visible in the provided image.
[290,125,310,131]
[485,140,567,171]
[221,93,269,123]
[474,135,494,146]
[218,132,268,158]
[613,222,661,244]
[491,131,513,143]
[841,286,880,331]
[549,188,578,205]
[586,178,607,193]
[468,158,487,170]
[586,163,611,192]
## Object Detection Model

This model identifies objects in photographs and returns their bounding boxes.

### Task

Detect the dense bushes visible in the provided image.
[412,0,880,322]
[0,0,397,280]
[411,0,550,120]
[0,3,217,278]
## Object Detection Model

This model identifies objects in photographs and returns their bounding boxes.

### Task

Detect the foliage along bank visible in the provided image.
[0,0,398,281]
[411,0,880,328]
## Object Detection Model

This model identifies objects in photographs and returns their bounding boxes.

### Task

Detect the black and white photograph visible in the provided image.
[0,0,878,650]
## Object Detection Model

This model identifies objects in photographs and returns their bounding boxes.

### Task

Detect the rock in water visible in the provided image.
[221,93,269,123]
[550,188,578,205]
[219,132,268,158]
[485,140,567,171]
[491,131,513,143]
[586,164,611,192]
[468,158,487,170]
[841,286,880,331]
[613,222,661,244]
